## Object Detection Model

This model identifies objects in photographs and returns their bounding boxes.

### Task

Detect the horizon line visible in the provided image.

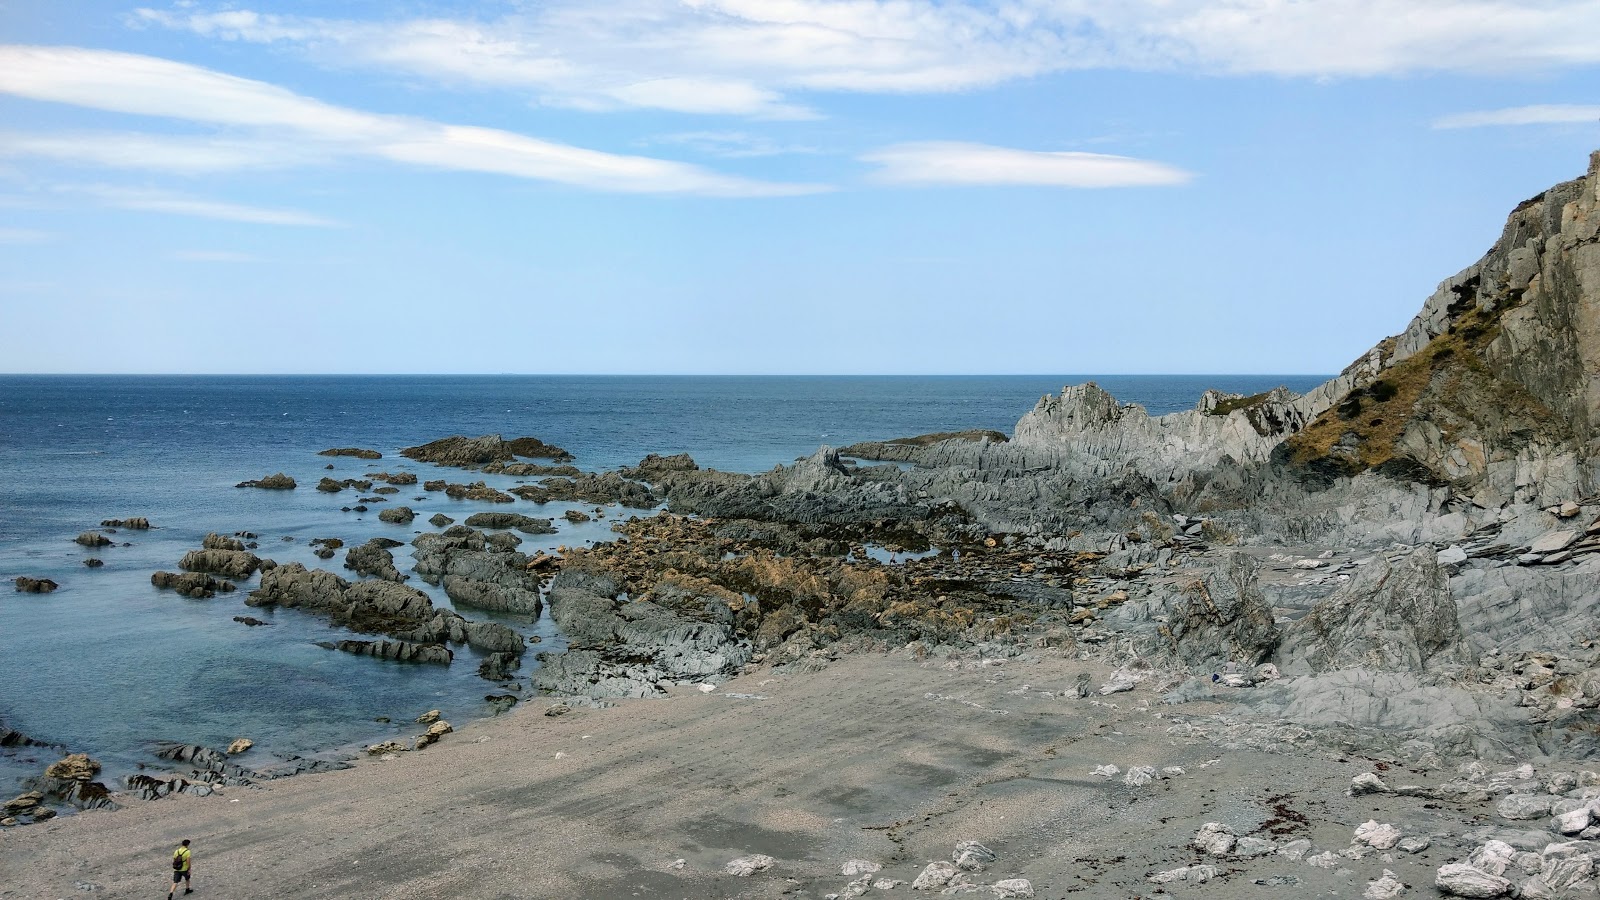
[0,371,1337,378]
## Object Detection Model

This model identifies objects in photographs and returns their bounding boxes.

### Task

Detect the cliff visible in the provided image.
[1006,150,1600,511]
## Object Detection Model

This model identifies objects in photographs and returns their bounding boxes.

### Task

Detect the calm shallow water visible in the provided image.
[0,374,1324,795]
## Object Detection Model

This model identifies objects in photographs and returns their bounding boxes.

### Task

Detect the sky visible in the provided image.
[0,1,1598,375]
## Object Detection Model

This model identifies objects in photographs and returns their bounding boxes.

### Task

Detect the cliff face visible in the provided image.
[1277,150,1600,505]
[1013,150,1600,509]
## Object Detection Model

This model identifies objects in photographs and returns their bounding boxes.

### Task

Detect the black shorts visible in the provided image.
[171,868,190,883]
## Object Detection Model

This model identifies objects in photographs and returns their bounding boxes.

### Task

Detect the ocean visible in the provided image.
[0,374,1325,799]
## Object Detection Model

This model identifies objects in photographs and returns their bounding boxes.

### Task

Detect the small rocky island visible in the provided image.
[7,150,1600,900]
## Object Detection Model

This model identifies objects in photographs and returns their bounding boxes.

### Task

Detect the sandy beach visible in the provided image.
[1,649,1473,899]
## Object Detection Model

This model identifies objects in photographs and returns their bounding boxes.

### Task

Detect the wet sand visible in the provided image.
[0,651,1462,898]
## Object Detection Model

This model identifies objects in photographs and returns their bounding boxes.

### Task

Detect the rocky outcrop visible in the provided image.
[463,512,555,534]
[1159,554,1280,669]
[639,447,937,525]
[508,472,658,508]
[319,447,382,459]
[99,517,151,529]
[412,526,545,616]
[14,577,58,593]
[422,480,515,502]
[203,532,245,551]
[378,506,416,525]
[236,472,296,489]
[442,576,541,616]
[344,539,406,582]
[249,562,523,675]
[534,569,751,699]
[335,639,451,665]
[1280,549,1467,673]
[178,548,263,579]
[619,453,700,480]
[482,461,580,477]
[401,434,572,467]
[152,571,236,598]
[73,531,111,547]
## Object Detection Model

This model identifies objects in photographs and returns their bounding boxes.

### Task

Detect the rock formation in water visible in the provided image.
[401,434,572,467]
[318,447,382,459]
[236,472,296,489]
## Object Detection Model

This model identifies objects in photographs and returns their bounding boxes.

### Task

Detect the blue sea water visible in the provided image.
[0,374,1324,798]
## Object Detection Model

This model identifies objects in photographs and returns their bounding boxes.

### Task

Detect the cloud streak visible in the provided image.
[0,227,55,244]
[861,143,1192,189]
[0,45,825,196]
[133,1,1600,121]
[63,185,343,226]
[1432,104,1600,129]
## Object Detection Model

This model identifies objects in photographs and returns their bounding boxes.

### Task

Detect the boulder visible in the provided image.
[1350,773,1392,796]
[911,862,957,889]
[1353,820,1403,850]
[1191,822,1236,856]
[74,531,111,547]
[44,754,100,781]
[952,840,996,871]
[1530,530,1579,554]
[413,720,452,750]
[226,738,252,754]
[152,571,236,599]
[344,539,406,582]
[202,532,245,551]
[478,652,520,681]
[1148,865,1217,885]
[100,517,151,529]
[178,548,262,579]
[1436,863,1513,897]
[1497,794,1554,820]
[378,506,415,525]
[723,854,775,877]
[428,514,454,528]
[14,577,58,593]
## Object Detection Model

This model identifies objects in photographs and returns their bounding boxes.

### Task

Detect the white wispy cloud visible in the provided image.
[861,143,1192,189]
[173,249,264,261]
[0,45,825,196]
[131,1,1600,120]
[651,131,819,158]
[0,227,56,244]
[62,184,342,226]
[0,131,328,172]
[1432,104,1600,129]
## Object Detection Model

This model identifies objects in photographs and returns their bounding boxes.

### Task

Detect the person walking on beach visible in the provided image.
[168,839,193,897]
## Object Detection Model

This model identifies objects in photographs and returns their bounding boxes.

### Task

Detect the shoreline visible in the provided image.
[2,649,1444,900]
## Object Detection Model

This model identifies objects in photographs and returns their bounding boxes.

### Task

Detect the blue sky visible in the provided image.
[1,0,1597,375]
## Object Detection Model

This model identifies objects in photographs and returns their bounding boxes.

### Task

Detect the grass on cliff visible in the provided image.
[1207,391,1275,417]
[1280,298,1552,477]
